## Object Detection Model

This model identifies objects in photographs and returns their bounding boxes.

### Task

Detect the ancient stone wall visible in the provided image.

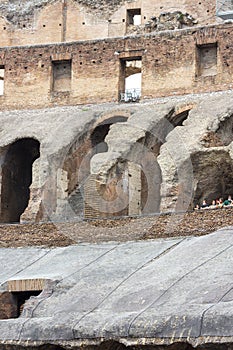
[0,0,218,46]
[0,1,231,221]
[0,23,232,109]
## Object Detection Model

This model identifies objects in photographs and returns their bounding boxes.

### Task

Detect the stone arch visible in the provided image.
[191,149,233,207]
[133,132,162,215]
[92,110,131,128]
[65,114,129,192]
[58,115,128,219]
[0,138,40,223]
[84,106,193,218]
[139,107,191,214]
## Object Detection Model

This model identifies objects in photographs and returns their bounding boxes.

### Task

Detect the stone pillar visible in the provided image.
[20,159,44,222]
[56,168,69,218]
[128,162,141,216]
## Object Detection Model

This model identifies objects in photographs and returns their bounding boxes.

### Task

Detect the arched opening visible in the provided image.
[0,138,40,223]
[84,108,192,218]
[166,109,190,127]
[91,124,109,153]
[139,109,191,215]
[90,116,127,154]
[98,340,127,350]
[60,116,128,219]
[136,132,162,215]
[191,150,233,207]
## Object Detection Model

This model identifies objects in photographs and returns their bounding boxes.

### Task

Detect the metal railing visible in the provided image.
[120,88,141,102]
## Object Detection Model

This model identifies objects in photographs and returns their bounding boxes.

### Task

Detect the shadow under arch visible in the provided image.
[84,106,193,218]
[60,115,128,218]
[98,340,127,350]
[139,107,191,214]
[90,116,128,154]
[0,137,40,223]
[201,112,233,148]
[191,149,233,207]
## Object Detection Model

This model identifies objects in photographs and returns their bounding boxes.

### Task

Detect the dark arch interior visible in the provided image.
[0,138,40,223]
[131,132,162,216]
[126,109,191,215]
[67,116,128,217]
[191,150,233,207]
[98,341,127,350]
[129,109,191,217]
[0,342,231,350]
[130,344,232,350]
[166,109,190,127]
[216,113,233,146]
[90,116,127,154]
[91,124,110,153]
[78,342,233,350]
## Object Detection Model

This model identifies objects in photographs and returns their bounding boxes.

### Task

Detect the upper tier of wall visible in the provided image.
[0,23,232,110]
[0,0,219,46]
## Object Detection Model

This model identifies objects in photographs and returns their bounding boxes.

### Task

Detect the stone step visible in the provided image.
[68,186,84,216]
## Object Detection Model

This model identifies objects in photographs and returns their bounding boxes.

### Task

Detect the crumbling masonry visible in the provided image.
[0,0,233,349]
[0,0,232,223]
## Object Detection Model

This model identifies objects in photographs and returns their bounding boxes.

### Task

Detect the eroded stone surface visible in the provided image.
[0,0,125,25]
[88,91,233,216]
[0,90,232,221]
[0,229,232,348]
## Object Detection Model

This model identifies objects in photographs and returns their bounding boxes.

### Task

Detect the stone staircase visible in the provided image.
[84,175,107,219]
[54,185,84,221]
[68,185,84,218]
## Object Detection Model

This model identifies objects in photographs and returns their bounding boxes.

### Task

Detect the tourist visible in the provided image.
[209,200,217,209]
[200,199,208,209]
[217,198,223,208]
[223,197,231,207]
[194,195,233,211]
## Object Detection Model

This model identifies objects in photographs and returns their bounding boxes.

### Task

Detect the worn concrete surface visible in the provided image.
[0,227,233,347]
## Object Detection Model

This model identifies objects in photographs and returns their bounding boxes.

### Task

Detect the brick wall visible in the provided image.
[0,23,232,109]
[0,292,17,319]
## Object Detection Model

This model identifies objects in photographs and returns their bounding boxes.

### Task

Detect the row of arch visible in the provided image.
[61,108,233,219]
[0,109,232,222]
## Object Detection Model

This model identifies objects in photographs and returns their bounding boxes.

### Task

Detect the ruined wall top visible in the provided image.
[0,0,126,25]
[0,0,220,46]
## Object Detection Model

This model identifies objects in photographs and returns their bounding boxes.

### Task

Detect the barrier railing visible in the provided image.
[120,88,141,102]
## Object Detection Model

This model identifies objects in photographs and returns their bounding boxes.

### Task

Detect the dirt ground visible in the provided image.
[0,207,232,247]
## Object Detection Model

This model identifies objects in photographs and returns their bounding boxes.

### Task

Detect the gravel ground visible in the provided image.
[0,207,232,247]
